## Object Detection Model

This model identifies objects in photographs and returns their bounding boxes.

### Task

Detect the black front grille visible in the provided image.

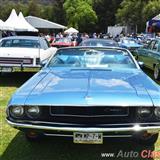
[14,106,137,125]
[13,107,157,125]
[46,106,132,124]
[50,106,129,117]
[0,57,33,64]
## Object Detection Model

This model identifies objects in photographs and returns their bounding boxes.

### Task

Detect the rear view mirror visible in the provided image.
[40,59,49,68]
[138,61,144,68]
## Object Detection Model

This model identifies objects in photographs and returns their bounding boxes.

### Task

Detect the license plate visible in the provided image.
[1,67,12,72]
[73,132,103,144]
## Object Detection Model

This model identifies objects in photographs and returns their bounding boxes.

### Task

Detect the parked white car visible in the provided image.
[0,36,57,72]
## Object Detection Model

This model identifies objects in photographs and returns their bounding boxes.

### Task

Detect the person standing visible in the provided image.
[76,33,82,45]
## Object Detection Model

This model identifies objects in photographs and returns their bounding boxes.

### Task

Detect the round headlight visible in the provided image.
[26,106,40,118]
[137,108,152,119]
[154,108,160,118]
[10,106,24,118]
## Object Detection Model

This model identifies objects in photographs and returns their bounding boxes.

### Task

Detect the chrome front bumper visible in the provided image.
[7,119,160,133]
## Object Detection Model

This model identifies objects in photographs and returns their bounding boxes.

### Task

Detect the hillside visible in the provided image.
[0,0,55,4]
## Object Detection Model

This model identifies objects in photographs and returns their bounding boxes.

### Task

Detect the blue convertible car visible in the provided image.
[7,47,160,145]
[119,38,143,56]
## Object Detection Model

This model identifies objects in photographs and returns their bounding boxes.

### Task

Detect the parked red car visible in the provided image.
[51,38,77,48]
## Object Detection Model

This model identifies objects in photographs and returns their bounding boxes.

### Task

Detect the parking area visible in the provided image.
[0,70,159,160]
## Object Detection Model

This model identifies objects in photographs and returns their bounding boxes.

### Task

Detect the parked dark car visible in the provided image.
[7,47,160,145]
[136,38,160,80]
[79,38,118,47]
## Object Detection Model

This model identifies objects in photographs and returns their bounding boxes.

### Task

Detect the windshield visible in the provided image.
[122,39,137,44]
[48,48,136,69]
[80,40,118,47]
[0,39,40,48]
[55,38,71,43]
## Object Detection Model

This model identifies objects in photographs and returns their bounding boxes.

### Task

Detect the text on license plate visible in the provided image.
[73,132,103,144]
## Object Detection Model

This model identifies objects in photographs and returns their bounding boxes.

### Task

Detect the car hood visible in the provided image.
[0,47,40,58]
[10,68,160,107]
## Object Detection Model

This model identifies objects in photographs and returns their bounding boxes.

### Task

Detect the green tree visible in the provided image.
[52,0,66,25]
[64,0,97,32]
[116,0,149,32]
[41,5,53,21]
[15,2,28,16]
[93,0,123,32]
[27,0,41,17]
[0,1,15,21]
[143,0,160,22]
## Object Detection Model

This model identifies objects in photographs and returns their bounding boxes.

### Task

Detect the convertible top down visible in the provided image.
[7,47,160,145]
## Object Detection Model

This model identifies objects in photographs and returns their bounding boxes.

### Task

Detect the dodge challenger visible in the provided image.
[6,47,160,145]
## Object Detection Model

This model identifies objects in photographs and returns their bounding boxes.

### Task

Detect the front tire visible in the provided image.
[25,132,43,142]
[154,64,160,80]
[133,132,158,146]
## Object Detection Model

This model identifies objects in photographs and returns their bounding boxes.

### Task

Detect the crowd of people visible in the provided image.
[0,30,157,46]
[45,32,119,46]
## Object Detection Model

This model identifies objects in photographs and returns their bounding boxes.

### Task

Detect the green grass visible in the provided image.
[1,71,160,160]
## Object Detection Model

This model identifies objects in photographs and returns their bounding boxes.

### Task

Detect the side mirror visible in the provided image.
[40,59,49,68]
[138,61,144,68]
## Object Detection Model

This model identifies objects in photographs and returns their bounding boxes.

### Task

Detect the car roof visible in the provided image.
[56,46,127,52]
[82,38,116,42]
[121,37,135,40]
[1,36,43,41]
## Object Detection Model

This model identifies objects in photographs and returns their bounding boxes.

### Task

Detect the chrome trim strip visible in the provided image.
[8,104,153,107]
[7,119,160,132]
[10,119,160,126]
[49,114,129,118]
[44,133,132,138]
[44,133,73,137]
[0,64,41,68]
[103,135,132,138]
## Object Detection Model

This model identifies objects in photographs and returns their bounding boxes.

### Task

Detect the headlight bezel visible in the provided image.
[154,108,160,119]
[137,107,153,119]
[9,105,41,119]
[10,106,24,118]
[26,106,41,119]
